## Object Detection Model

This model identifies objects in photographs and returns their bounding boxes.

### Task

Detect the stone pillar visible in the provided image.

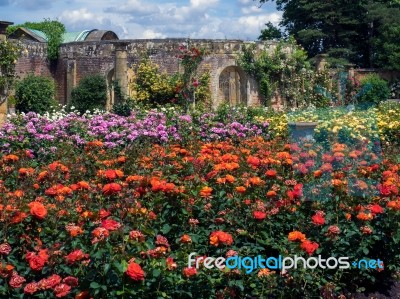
[0,21,14,126]
[315,54,328,72]
[346,63,356,79]
[114,42,129,103]
[66,53,76,105]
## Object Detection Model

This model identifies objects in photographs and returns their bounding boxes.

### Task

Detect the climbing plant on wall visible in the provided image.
[238,37,335,108]
[7,19,65,61]
[0,39,20,104]
[129,42,211,110]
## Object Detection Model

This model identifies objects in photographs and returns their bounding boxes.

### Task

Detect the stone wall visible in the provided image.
[353,69,400,83]
[14,41,51,79]
[56,39,275,107]
[10,36,400,112]
[14,39,272,109]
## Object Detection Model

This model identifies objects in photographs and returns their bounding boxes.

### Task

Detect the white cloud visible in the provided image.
[59,8,127,38]
[241,6,264,15]
[219,12,282,40]
[141,29,166,39]
[60,8,100,23]
[105,0,160,16]
[190,0,219,8]
[237,0,253,4]
[1,0,281,40]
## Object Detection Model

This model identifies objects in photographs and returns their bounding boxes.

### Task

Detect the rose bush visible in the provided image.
[0,106,399,298]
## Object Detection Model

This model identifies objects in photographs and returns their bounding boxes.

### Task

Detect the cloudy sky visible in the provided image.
[0,0,281,40]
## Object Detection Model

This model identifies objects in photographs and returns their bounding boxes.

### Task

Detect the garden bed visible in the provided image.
[0,105,399,298]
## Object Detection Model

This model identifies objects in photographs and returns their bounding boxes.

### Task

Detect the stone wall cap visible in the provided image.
[288,122,319,127]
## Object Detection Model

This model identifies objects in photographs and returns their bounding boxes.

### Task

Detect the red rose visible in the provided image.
[253,211,267,220]
[65,249,88,264]
[129,230,145,242]
[183,267,197,278]
[28,201,47,220]
[125,262,145,281]
[102,183,122,195]
[9,273,26,288]
[46,274,62,288]
[54,283,71,298]
[155,235,170,248]
[63,276,79,287]
[369,204,384,215]
[28,256,46,271]
[99,209,111,219]
[166,257,177,270]
[311,214,325,226]
[24,282,39,295]
[300,240,319,256]
[0,243,11,255]
[101,218,121,231]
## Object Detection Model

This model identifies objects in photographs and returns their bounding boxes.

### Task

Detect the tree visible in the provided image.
[365,1,400,69]
[258,22,283,40]
[7,19,66,61]
[257,0,400,69]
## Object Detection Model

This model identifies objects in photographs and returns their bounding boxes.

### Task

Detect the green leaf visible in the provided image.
[153,269,161,277]
[161,224,171,234]
[90,282,101,289]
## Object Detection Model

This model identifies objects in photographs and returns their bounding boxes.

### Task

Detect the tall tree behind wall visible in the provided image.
[257,0,400,69]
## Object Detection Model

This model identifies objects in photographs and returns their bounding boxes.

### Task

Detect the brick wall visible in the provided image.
[13,41,51,80]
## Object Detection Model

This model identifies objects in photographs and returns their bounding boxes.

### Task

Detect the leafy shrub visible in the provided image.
[112,100,134,116]
[358,74,390,105]
[130,59,178,105]
[70,75,107,114]
[15,74,57,114]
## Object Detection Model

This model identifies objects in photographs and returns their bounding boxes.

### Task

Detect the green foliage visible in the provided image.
[257,0,400,69]
[112,101,134,116]
[358,74,390,105]
[0,40,20,104]
[8,19,66,61]
[15,74,57,114]
[130,57,178,105]
[70,75,107,113]
[238,37,334,108]
[258,21,283,40]
[129,44,210,110]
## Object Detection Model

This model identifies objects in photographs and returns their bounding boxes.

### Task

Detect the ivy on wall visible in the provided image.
[7,19,65,61]
[0,40,20,104]
[238,37,335,108]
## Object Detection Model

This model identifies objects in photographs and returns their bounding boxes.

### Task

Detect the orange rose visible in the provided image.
[288,231,306,242]
[200,186,212,197]
[235,186,246,193]
[28,202,47,220]
[125,262,145,281]
[209,231,233,247]
[180,234,192,244]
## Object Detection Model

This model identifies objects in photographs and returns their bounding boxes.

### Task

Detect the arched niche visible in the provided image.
[218,66,248,106]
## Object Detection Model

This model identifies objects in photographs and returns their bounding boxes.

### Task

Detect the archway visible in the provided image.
[218,66,247,106]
